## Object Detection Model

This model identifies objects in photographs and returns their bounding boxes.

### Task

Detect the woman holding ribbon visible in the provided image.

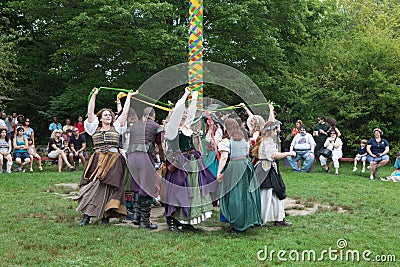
[74,87,136,226]
[163,87,216,233]
[252,103,295,227]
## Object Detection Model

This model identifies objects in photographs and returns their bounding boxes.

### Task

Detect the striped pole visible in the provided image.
[188,0,203,109]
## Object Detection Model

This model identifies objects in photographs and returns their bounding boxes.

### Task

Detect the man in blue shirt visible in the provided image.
[48,116,62,133]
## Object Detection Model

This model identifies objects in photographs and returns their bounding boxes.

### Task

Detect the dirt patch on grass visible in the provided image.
[285,198,348,216]
[51,183,347,231]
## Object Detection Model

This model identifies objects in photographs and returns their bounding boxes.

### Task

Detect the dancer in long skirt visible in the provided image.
[163,88,216,233]
[216,118,262,232]
[252,103,295,227]
[74,87,136,226]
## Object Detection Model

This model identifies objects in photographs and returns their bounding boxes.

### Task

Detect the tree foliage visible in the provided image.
[1,0,399,156]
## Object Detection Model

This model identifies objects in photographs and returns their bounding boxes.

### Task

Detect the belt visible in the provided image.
[181,149,195,155]
[230,156,247,161]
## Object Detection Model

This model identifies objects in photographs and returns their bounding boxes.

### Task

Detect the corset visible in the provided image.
[92,128,120,152]
[169,131,195,152]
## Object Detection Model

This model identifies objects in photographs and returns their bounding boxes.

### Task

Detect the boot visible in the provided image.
[131,193,140,225]
[181,224,200,232]
[78,214,90,227]
[139,196,158,230]
[167,216,182,234]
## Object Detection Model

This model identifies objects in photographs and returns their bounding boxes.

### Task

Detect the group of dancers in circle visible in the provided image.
[74,87,294,233]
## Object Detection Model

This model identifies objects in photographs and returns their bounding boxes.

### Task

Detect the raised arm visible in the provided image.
[267,102,275,122]
[87,87,99,123]
[184,90,198,127]
[165,87,191,140]
[117,91,138,126]
[239,103,253,117]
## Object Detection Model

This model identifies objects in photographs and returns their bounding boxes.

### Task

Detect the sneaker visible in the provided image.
[30,168,33,172]
[380,177,390,182]
[18,167,22,172]
[369,175,374,180]
[325,167,330,173]
[6,170,11,174]
[22,168,26,173]
[352,167,357,172]
[39,166,43,171]
[361,168,366,173]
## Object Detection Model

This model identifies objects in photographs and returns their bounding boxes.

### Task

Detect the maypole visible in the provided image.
[188,0,203,109]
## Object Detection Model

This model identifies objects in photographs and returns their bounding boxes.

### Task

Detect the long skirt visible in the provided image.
[164,151,216,225]
[74,152,127,219]
[260,188,285,223]
[219,158,262,232]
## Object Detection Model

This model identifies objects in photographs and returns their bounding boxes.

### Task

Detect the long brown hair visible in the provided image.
[252,121,275,157]
[224,118,244,141]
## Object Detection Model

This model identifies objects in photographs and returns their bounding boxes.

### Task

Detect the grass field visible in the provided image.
[0,162,398,266]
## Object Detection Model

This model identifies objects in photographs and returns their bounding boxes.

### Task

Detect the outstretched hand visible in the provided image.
[128,90,139,98]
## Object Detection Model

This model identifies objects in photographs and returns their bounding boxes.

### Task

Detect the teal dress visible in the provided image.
[219,138,262,232]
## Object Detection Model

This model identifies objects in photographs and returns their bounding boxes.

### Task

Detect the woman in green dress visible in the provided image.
[216,118,262,232]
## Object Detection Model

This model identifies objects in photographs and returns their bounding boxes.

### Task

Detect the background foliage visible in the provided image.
[0,0,399,155]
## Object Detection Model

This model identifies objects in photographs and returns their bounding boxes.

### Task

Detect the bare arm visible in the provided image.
[87,87,99,123]
[31,131,35,147]
[366,144,373,157]
[239,103,253,117]
[267,102,275,122]
[216,151,229,181]
[273,151,296,160]
[380,146,389,157]
[117,91,138,125]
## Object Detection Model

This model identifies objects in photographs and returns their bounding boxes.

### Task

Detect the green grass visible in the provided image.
[0,163,399,266]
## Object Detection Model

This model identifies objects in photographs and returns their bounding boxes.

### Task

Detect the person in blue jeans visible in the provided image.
[287,126,315,172]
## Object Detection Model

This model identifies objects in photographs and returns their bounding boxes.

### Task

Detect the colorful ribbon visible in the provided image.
[188,0,203,109]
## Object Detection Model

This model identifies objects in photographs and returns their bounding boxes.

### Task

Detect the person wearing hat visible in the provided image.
[68,127,87,170]
[287,126,316,172]
[366,128,390,180]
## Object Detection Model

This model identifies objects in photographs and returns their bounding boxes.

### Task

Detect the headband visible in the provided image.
[264,125,276,131]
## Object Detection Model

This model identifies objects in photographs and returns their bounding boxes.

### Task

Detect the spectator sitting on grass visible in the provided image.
[381,152,400,182]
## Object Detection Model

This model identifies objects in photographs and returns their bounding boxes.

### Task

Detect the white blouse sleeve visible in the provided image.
[84,117,99,136]
[113,120,126,134]
[218,138,230,153]
[214,128,223,144]
[165,92,190,140]
[260,138,276,161]
[184,91,198,127]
